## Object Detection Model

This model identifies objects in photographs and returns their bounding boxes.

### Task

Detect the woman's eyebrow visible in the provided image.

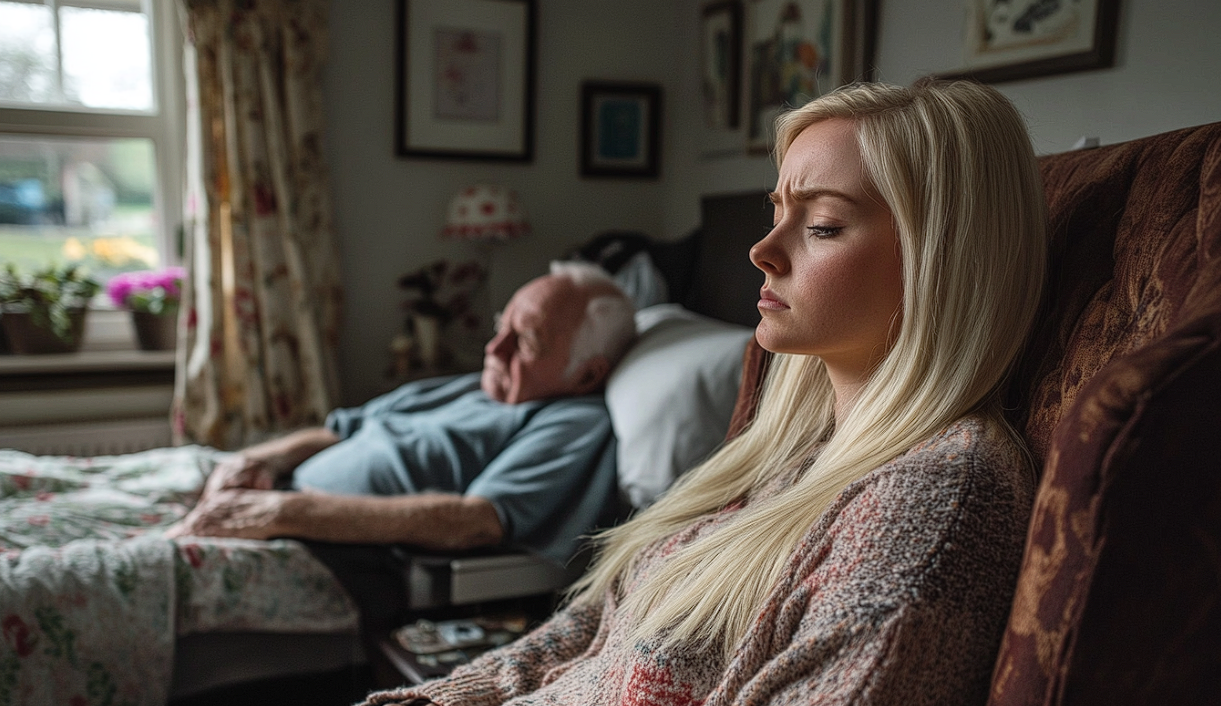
[771,186,859,205]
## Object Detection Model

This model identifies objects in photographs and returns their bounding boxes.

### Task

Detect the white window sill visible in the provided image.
[0,349,175,376]
[0,308,176,426]
[0,308,176,376]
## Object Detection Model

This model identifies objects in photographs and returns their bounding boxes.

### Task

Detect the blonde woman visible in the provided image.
[363,78,1048,706]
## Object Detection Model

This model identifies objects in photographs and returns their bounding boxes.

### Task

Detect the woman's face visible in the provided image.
[750,118,903,385]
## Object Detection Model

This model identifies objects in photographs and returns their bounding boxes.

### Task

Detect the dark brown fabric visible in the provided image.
[988,123,1221,705]
[1008,122,1221,461]
[725,334,773,441]
[725,122,1221,705]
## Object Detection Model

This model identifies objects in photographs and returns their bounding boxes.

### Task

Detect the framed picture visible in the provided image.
[395,0,536,161]
[580,82,662,179]
[743,0,878,153]
[701,0,743,130]
[942,0,1119,84]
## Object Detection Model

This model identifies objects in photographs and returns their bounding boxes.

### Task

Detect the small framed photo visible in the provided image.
[580,81,662,179]
[395,0,536,161]
[943,0,1119,84]
[701,0,743,130]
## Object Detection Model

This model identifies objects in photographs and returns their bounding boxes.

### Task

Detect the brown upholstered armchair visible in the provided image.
[729,121,1221,705]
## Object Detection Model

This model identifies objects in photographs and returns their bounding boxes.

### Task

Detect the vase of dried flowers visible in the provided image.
[393,260,488,376]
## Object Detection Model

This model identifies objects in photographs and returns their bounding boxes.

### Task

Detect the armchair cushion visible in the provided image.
[990,122,1221,704]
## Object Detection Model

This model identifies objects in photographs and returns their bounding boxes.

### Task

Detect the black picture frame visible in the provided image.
[701,0,743,130]
[939,0,1119,84]
[395,0,537,161]
[580,81,662,179]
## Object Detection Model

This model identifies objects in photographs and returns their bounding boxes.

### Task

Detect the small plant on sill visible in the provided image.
[0,262,101,343]
[106,266,186,315]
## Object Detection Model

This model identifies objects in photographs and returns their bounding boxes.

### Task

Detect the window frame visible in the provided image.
[0,0,186,351]
[0,0,186,281]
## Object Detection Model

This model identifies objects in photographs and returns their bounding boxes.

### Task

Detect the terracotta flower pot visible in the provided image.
[131,310,178,351]
[0,308,88,354]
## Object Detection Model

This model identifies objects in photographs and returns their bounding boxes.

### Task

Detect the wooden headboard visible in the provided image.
[649,190,772,329]
[570,190,771,328]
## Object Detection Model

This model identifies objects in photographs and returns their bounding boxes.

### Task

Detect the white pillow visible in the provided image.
[606,304,754,509]
[611,250,669,310]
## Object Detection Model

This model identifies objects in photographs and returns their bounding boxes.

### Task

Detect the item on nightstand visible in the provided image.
[381,614,530,685]
[411,311,443,369]
[392,259,488,379]
[394,615,528,655]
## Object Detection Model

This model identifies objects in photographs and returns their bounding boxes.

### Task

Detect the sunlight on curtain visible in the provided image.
[173,0,342,450]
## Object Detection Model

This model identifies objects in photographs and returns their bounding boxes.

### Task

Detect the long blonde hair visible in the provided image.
[568,79,1048,658]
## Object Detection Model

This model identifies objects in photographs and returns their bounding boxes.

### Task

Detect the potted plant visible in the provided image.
[106,266,186,351]
[0,263,101,354]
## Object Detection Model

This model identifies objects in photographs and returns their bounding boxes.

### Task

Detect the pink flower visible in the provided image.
[106,267,187,312]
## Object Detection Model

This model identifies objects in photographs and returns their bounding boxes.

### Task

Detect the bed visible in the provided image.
[0,190,773,703]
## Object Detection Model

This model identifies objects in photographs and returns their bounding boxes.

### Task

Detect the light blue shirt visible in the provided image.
[292,373,618,564]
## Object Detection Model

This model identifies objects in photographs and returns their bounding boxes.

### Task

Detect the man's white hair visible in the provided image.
[549,260,637,378]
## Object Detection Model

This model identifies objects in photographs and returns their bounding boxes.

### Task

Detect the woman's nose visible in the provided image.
[750,228,787,275]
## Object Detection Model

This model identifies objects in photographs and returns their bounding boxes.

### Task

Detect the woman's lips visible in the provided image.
[758,288,789,311]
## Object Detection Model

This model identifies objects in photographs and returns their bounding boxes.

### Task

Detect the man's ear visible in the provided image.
[571,355,611,395]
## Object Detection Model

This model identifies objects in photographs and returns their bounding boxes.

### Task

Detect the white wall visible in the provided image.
[326,0,1221,404]
[325,1,679,404]
[875,0,1221,155]
[660,0,1221,241]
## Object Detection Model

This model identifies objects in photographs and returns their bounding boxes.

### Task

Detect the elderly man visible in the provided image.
[167,261,636,569]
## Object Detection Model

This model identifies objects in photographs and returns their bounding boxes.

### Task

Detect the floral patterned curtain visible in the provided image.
[173,0,342,450]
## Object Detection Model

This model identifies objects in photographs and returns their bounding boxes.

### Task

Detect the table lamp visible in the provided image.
[441,184,531,243]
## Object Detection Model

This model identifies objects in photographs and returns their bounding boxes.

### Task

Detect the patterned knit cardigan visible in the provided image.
[362,415,1033,706]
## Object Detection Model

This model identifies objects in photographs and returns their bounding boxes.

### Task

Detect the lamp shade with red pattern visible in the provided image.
[441,184,531,242]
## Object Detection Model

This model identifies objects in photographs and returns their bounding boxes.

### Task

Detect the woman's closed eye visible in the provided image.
[807,224,844,238]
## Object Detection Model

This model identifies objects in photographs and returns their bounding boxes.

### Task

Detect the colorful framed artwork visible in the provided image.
[942,0,1119,84]
[395,0,536,161]
[701,0,743,130]
[742,0,877,153]
[580,81,662,179]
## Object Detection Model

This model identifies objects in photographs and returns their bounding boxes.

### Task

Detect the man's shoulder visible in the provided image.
[517,392,611,430]
[532,392,609,413]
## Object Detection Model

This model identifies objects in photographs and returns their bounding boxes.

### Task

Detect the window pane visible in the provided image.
[61,6,152,111]
[0,134,159,286]
[0,1,58,104]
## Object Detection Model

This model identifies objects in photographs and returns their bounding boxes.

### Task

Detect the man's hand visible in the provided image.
[165,488,288,540]
[195,427,340,501]
[164,485,502,550]
[204,454,281,495]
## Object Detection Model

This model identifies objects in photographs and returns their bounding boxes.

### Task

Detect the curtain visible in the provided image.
[173,0,342,450]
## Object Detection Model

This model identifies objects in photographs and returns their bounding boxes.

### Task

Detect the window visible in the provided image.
[0,0,184,292]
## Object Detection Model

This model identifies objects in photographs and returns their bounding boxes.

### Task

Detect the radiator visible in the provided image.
[0,416,173,456]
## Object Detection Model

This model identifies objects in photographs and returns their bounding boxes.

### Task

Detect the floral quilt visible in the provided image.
[0,447,358,706]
